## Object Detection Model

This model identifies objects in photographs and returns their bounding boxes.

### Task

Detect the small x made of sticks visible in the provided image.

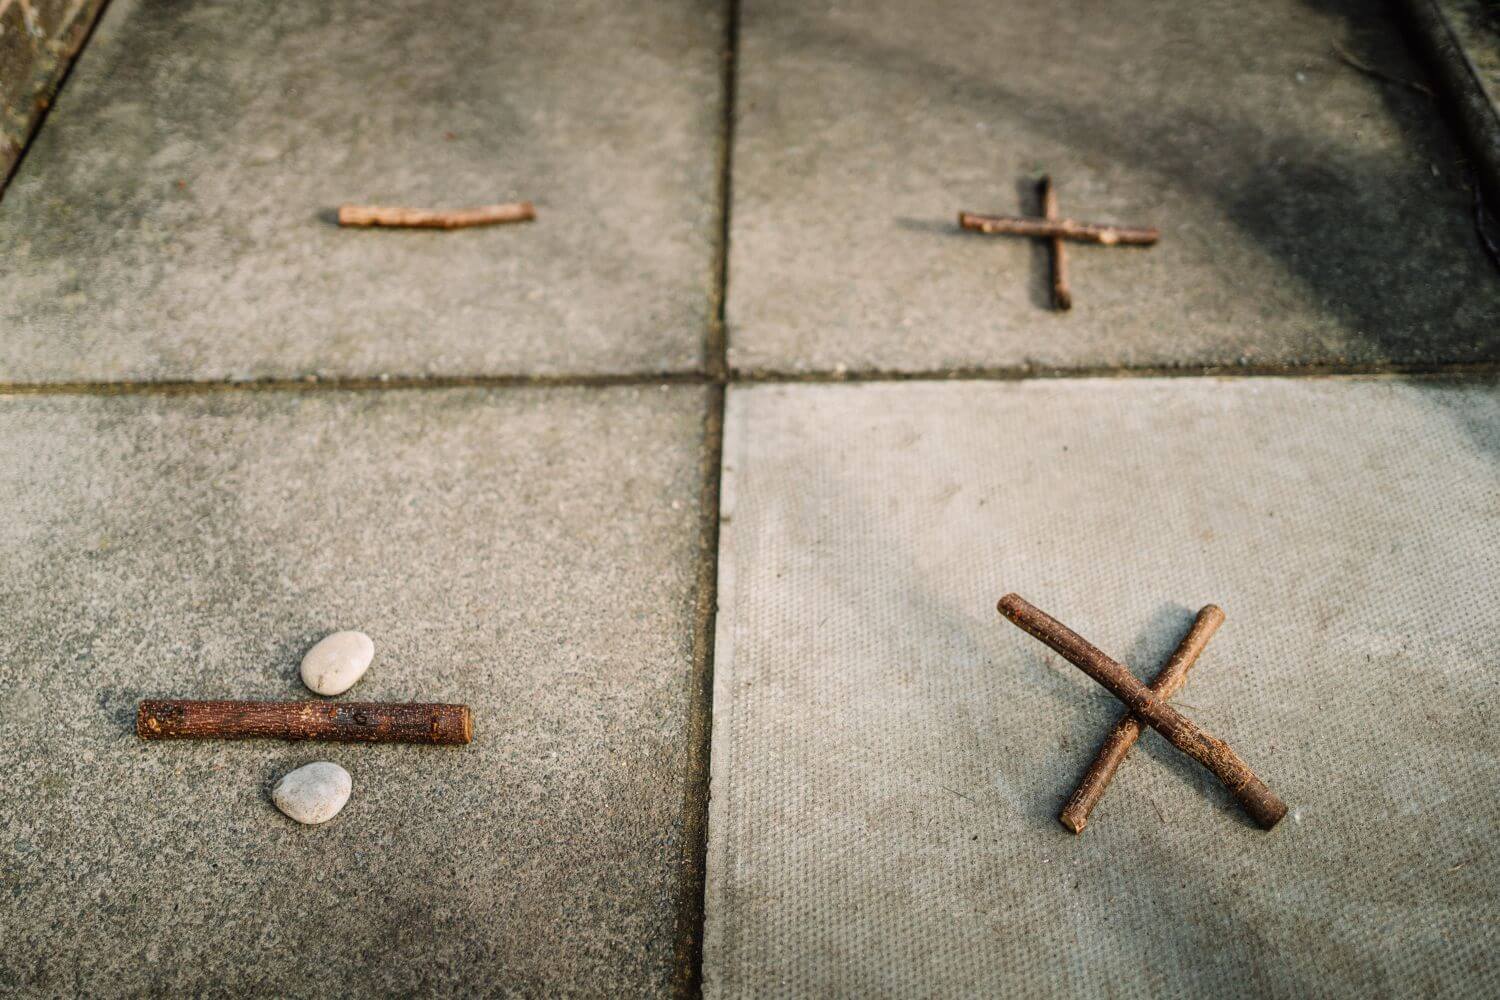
[997,594,1286,830]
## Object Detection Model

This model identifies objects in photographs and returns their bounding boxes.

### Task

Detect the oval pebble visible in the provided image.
[300,630,374,696]
[271,762,351,825]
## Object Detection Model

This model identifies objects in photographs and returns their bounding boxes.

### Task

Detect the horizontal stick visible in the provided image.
[1059,604,1224,833]
[959,211,1159,245]
[997,594,1286,829]
[137,700,472,745]
[337,202,535,229]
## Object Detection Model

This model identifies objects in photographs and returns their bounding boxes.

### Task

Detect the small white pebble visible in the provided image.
[300,630,374,696]
[272,762,351,825]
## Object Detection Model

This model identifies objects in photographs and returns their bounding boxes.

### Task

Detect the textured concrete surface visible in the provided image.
[726,0,1500,375]
[0,0,107,185]
[707,378,1500,997]
[0,0,723,383]
[0,385,708,996]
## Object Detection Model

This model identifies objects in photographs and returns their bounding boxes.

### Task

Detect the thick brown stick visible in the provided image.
[996,594,1286,830]
[959,211,1159,246]
[1059,605,1224,833]
[1037,177,1072,310]
[137,700,472,745]
[337,202,535,229]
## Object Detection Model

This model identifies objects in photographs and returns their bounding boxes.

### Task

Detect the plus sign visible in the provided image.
[961,178,1160,310]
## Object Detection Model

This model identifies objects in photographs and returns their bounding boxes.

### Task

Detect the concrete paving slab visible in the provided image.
[0,0,723,383]
[726,0,1500,375]
[0,384,708,995]
[707,378,1499,996]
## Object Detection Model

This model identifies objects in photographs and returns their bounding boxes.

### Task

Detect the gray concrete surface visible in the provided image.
[726,0,1500,375]
[0,0,723,383]
[0,385,708,996]
[3,1,1498,995]
[706,378,1500,997]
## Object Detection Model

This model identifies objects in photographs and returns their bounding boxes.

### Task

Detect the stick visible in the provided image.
[337,202,535,229]
[1059,605,1224,833]
[996,594,1286,829]
[959,211,1159,246]
[1330,39,1434,98]
[137,700,473,745]
[1038,176,1072,310]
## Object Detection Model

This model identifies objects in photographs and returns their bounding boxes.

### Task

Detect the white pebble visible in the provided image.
[272,762,351,825]
[300,630,374,696]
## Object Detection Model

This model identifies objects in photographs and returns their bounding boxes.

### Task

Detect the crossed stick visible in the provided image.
[960,179,1159,311]
[998,594,1287,831]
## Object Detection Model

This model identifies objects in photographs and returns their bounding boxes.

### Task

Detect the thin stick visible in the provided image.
[1059,605,1224,833]
[996,594,1286,830]
[137,700,473,745]
[959,211,1159,246]
[337,202,535,229]
[1038,176,1071,310]
[1331,39,1434,98]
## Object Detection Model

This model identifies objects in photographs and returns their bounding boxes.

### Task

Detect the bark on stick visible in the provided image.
[1038,176,1072,310]
[959,211,1159,245]
[137,700,472,746]
[337,202,535,229]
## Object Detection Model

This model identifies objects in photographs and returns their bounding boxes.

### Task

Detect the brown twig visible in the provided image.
[959,211,1159,246]
[337,202,535,230]
[1330,39,1434,98]
[997,594,1286,830]
[1059,605,1224,833]
[137,699,473,745]
[1038,176,1072,310]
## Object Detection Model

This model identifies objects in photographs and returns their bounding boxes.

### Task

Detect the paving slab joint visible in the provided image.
[673,2,739,995]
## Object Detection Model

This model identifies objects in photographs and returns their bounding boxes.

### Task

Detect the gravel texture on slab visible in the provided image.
[0,0,724,382]
[0,384,710,996]
[726,0,1499,375]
